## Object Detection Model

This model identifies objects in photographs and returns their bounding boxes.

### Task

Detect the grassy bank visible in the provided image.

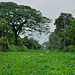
[0,50,75,75]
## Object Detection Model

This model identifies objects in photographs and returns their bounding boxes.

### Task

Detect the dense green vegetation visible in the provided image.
[0,1,75,75]
[0,2,75,52]
[0,2,51,45]
[0,2,51,51]
[0,50,75,75]
[45,13,75,52]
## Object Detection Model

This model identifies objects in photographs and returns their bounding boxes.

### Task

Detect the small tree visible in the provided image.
[47,32,59,50]
[0,19,11,37]
[0,37,8,52]
[0,19,11,52]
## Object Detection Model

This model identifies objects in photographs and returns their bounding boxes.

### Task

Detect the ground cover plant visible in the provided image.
[0,50,75,75]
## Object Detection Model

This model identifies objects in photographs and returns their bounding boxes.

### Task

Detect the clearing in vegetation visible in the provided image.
[0,50,75,75]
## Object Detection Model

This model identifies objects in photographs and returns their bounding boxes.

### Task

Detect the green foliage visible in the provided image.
[8,44,27,52]
[65,45,75,52]
[54,13,74,50]
[54,13,73,34]
[7,32,15,44]
[0,2,51,45]
[21,36,41,50]
[0,37,8,52]
[47,32,59,50]
[0,19,11,37]
[0,18,14,45]
[0,51,75,74]
[66,19,75,46]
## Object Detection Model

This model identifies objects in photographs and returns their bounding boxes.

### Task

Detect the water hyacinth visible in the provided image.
[30,74,33,75]
[0,50,75,75]
[40,54,42,55]
[41,66,44,68]
[48,60,49,62]
[46,51,49,53]
[28,56,30,58]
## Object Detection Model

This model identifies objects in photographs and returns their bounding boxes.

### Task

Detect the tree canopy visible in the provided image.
[0,2,51,45]
[54,13,73,34]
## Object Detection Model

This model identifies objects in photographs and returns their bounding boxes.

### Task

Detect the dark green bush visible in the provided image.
[65,45,75,52]
[0,37,8,52]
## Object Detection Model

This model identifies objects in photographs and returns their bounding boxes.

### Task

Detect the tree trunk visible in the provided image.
[12,26,18,45]
[14,34,18,45]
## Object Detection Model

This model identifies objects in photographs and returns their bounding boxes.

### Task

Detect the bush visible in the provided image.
[0,37,8,52]
[65,45,75,52]
[8,44,28,52]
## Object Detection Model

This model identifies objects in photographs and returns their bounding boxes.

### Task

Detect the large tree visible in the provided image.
[54,13,74,50]
[0,2,51,45]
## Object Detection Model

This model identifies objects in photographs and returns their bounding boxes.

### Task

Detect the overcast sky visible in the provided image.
[0,0,75,44]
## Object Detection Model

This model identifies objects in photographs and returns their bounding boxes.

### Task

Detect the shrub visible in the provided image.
[65,45,75,52]
[8,44,27,52]
[0,37,8,52]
